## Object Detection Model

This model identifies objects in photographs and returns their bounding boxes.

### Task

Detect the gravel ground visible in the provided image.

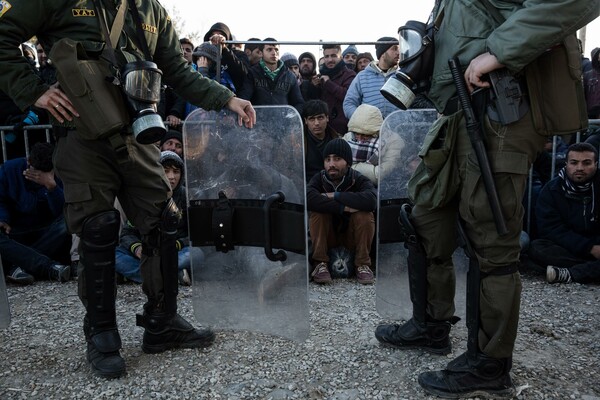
[0,269,598,400]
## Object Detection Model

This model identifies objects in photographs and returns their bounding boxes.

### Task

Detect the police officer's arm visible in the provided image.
[485,0,599,73]
[0,2,78,123]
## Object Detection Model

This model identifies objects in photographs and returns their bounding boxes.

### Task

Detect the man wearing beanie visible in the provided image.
[297,52,321,101]
[342,44,359,71]
[306,138,377,285]
[159,129,184,157]
[355,52,374,73]
[281,52,301,86]
[343,37,400,120]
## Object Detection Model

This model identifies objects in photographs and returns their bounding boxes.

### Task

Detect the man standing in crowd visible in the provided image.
[238,38,304,113]
[314,44,356,134]
[0,0,255,380]
[298,51,320,101]
[306,138,377,285]
[528,142,600,284]
[343,36,400,120]
[374,1,599,398]
[302,100,340,182]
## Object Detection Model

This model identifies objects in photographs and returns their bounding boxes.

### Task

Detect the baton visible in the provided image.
[448,57,508,236]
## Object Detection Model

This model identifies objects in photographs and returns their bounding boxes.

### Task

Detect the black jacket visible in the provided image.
[307,168,377,215]
[238,61,304,114]
[535,173,600,258]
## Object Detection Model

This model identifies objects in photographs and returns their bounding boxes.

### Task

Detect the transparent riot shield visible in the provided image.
[183,106,309,341]
[0,258,10,329]
[376,109,467,320]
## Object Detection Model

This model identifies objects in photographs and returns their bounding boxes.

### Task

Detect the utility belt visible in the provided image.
[443,68,528,125]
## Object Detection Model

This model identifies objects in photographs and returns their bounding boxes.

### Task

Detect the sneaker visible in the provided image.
[546,265,572,284]
[311,262,332,284]
[178,269,191,286]
[356,265,374,284]
[49,264,71,282]
[6,267,34,285]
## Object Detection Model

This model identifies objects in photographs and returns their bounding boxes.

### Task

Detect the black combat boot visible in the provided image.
[418,352,515,399]
[79,211,125,379]
[375,317,456,355]
[136,308,215,354]
[84,316,126,379]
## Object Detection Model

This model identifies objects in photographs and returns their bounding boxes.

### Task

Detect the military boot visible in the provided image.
[84,317,126,379]
[136,310,215,354]
[418,352,515,399]
[375,317,457,355]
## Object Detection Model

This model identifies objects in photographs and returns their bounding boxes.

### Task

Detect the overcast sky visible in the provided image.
[159,0,600,59]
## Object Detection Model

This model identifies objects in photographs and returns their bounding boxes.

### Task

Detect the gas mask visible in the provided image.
[121,61,166,144]
[380,20,436,110]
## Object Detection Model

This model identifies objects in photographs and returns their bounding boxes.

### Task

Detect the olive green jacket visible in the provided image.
[429,0,600,112]
[0,0,233,112]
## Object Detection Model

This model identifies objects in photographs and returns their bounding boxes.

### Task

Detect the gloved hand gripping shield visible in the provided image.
[121,61,166,144]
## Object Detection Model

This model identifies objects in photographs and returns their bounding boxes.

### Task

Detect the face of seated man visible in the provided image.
[566,149,598,184]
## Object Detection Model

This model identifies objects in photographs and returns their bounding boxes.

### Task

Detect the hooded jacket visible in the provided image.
[319,61,356,133]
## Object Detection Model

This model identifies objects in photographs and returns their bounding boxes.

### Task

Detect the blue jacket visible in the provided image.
[343,62,399,120]
[0,158,64,229]
[535,174,600,258]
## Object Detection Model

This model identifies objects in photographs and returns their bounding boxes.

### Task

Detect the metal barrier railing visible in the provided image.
[0,124,53,162]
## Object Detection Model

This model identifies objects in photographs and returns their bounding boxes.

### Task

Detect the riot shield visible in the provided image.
[183,106,309,341]
[0,258,11,329]
[376,109,468,320]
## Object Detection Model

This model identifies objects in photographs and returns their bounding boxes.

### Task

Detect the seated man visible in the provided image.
[116,151,195,285]
[528,142,600,284]
[306,138,377,284]
[0,142,71,284]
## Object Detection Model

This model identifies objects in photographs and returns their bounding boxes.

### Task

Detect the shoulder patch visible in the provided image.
[0,1,13,19]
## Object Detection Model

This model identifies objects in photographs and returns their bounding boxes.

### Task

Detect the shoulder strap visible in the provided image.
[480,0,506,26]
[126,0,152,60]
[109,0,127,48]
[91,0,121,66]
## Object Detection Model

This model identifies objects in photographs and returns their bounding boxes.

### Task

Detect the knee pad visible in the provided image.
[80,210,121,251]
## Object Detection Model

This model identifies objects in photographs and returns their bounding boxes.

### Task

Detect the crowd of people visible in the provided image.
[0,1,598,397]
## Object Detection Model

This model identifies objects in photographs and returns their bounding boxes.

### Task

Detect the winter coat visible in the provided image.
[319,63,356,133]
[307,168,377,215]
[304,126,340,183]
[238,61,304,114]
[535,173,600,258]
[343,61,399,120]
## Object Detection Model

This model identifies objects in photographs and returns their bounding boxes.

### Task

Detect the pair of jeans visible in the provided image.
[115,245,202,283]
[0,216,70,279]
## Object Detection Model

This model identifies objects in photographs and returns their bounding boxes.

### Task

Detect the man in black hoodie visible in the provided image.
[298,51,320,101]
[203,22,248,93]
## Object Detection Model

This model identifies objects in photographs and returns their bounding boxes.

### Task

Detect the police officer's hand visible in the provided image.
[225,97,256,128]
[464,52,504,93]
[0,221,11,234]
[34,86,79,123]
